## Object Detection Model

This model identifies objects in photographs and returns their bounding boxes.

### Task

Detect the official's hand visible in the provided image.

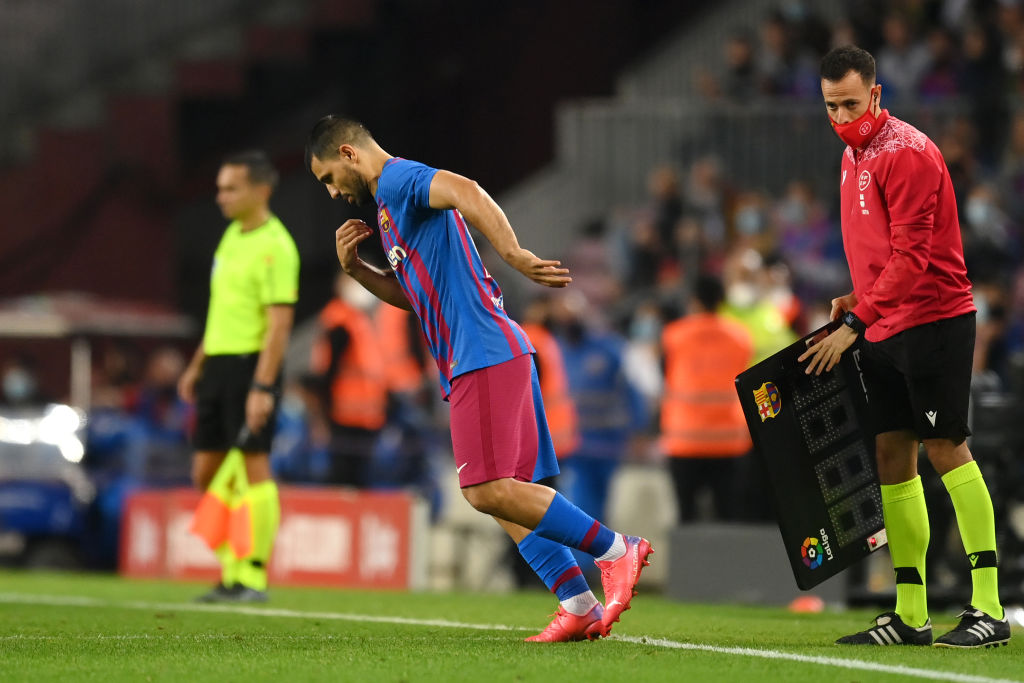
[178,365,200,403]
[829,292,858,321]
[507,248,572,288]
[798,324,859,375]
[246,388,274,434]
[336,219,375,272]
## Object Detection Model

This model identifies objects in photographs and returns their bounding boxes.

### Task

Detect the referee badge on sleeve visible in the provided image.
[754,381,782,422]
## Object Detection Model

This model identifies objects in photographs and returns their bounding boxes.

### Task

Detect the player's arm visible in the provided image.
[851,152,939,327]
[246,304,294,433]
[178,341,206,403]
[335,219,413,311]
[427,170,571,288]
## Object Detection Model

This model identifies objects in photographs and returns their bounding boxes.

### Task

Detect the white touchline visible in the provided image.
[0,594,1018,683]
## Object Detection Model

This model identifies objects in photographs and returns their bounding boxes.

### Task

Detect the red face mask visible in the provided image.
[830,98,879,149]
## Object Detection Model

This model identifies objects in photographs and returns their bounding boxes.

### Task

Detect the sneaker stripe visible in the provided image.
[967,626,986,640]
[981,621,995,636]
[876,627,893,645]
[886,625,902,644]
[869,629,886,645]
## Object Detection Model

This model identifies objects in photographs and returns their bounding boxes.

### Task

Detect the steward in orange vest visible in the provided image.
[521,321,579,458]
[660,275,753,522]
[374,303,428,397]
[310,273,387,486]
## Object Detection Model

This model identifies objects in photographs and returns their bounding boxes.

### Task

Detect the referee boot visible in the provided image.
[836,612,932,646]
[194,582,240,603]
[933,606,1011,649]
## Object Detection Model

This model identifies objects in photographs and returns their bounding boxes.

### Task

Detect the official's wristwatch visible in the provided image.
[842,311,866,336]
[251,381,278,396]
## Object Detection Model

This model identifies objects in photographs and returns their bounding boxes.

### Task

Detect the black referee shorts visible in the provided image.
[859,312,975,445]
[193,354,280,454]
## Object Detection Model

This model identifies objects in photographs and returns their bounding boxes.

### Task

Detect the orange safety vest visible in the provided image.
[311,299,387,430]
[660,313,753,457]
[522,323,580,458]
[374,303,425,394]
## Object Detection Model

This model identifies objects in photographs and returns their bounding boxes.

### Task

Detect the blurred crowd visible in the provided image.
[5,1,1024,582]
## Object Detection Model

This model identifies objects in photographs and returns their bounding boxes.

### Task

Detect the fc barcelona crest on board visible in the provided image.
[753,381,781,422]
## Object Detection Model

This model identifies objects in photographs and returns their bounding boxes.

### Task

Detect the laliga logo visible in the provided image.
[801,529,835,569]
[801,537,823,569]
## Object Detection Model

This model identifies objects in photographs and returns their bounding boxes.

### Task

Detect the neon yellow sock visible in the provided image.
[235,480,280,591]
[942,461,1003,620]
[214,542,240,586]
[881,476,930,628]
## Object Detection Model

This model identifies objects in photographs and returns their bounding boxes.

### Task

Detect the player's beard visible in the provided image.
[344,169,374,206]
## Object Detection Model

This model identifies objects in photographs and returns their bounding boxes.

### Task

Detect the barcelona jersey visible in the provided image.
[374,158,534,397]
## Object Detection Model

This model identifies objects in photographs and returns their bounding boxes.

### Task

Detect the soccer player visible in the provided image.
[799,46,1010,648]
[178,150,300,602]
[305,116,652,642]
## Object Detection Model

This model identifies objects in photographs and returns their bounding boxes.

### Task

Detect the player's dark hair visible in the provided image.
[820,45,876,85]
[305,115,373,169]
[222,150,279,189]
[694,275,725,312]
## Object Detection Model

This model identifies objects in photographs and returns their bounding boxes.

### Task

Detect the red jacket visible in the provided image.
[839,110,975,342]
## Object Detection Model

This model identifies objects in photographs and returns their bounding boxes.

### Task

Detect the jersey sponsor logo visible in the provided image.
[386,245,408,270]
[753,381,781,421]
[925,410,937,427]
[858,170,871,192]
[378,206,393,233]
[456,463,468,474]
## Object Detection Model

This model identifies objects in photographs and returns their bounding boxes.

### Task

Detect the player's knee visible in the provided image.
[462,480,512,516]
[191,465,212,491]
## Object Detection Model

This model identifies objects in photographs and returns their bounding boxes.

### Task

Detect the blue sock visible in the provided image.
[534,492,616,557]
[517,532,590,601]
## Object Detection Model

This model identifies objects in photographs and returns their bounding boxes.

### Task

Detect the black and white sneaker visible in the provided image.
[933,606,1010,649]
[836,612,933,646]
[194,582,240,603]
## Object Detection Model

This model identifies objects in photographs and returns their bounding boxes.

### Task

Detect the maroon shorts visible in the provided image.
[448,353,558,487]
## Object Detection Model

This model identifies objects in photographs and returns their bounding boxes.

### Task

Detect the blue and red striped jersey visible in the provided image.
[375,157,534,397]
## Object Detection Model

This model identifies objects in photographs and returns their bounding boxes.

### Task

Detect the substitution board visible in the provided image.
[735,322,888,589]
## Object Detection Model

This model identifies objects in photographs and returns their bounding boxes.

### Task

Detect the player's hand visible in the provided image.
[245,388,274,434]
[336,219,375,272]
[507,248,572,288]
[829,292,858,321]
[798,324,859,376]
[177,365,199,403]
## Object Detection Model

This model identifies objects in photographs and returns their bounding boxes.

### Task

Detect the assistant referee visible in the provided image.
[178,150,300,602]
[800,46,1008,649]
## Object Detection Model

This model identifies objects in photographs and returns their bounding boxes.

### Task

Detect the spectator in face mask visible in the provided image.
[720,248,798,363]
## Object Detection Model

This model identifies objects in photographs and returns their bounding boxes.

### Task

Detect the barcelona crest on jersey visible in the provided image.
[378,206,392,232]
[753,381,781,422]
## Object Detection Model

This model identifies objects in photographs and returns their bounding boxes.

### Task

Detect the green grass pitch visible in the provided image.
[0,570,1021,682]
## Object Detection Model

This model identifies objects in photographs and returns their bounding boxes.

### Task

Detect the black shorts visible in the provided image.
[859,312,975,444]
[193,354,280,453]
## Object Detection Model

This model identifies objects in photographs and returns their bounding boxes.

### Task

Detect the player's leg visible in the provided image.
[914,315,1008,647]
[452,355,651,631]
[837,338,932,645]
[234,451,279,600]
[188,355,247,601]
[191,449,242,600]
[495,517,605,642]
[667,456,700,522]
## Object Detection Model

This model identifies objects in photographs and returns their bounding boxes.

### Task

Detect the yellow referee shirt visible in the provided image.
[203,215,300,355]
